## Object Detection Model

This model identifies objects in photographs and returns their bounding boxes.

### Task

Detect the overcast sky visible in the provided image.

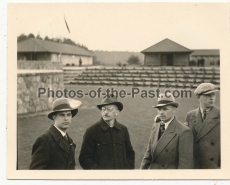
[10,2,229,52]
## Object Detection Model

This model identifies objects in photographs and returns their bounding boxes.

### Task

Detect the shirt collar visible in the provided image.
[98,118,121,131]
[54,125,66,137]
[200,107,212,114]
[164,116,175,130]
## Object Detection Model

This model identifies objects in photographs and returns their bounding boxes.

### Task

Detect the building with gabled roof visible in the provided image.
[17,38,94,66]
[141,38,193,66]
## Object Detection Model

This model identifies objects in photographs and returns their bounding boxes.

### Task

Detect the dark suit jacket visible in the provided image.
[140,117,194,169]
[29,125,76,170]
[185,105,220,169]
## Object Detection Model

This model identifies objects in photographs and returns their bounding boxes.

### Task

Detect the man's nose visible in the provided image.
[210,95,215,99]
[64,115,69,120]
[103,109,109,113]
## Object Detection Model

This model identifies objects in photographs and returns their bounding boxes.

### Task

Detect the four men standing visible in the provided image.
[29,82,220,170]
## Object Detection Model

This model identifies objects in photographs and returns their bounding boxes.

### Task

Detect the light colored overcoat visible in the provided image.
[185,105,220,169]
[140,117,194,169]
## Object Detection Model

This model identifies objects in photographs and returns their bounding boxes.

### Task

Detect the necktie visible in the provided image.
[64,134,68,142]
[159,121,165,140]
[203,110,207,121]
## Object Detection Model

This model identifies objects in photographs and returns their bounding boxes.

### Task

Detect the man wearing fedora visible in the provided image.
[185,83,220,169]
[79,94,135,169]
[29,98,81,170]
[140,93,194,169]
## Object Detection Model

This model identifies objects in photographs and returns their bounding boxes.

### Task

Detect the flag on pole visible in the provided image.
[64,15,70,33]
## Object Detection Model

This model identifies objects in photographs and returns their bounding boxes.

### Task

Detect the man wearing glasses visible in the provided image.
[79,94,135,169]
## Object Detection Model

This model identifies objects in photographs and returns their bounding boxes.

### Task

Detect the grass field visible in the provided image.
[17,85,220,169]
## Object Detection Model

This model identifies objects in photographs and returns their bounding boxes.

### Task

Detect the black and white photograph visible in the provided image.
[7,2,230,179]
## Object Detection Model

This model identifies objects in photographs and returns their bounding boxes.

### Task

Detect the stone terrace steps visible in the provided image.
[64,67,220,88]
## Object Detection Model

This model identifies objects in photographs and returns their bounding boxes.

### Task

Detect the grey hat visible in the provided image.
[194,83,219,96]
[153,93,179,108]
[47,98,81,120]
[97,94,123,111]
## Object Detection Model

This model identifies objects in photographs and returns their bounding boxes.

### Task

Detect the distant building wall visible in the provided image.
[51,53,59,62]
[37,53,52,61]
[190,56,220,66]
[144,53,189,66]
[145,53,160,66]
[61,55,93,66]
[17,71,64,114]
[17,60,62,70]
[18,52,52,61]
[174,53,189,66]
[18,52,93,66]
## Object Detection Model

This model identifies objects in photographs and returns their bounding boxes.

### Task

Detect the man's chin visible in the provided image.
[161,118,170,122]
[103,117,112,121]
[61,125,69,130]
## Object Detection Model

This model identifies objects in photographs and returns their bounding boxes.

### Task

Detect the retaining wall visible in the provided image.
[17,70,64,114]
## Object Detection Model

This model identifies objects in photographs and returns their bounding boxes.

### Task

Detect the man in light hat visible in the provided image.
[140,93,193,169]
[185,83,220,169]
[29,98,81,169]
[79,94,135,169]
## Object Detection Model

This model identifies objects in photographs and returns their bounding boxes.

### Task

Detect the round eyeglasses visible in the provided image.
[101,107,117,112]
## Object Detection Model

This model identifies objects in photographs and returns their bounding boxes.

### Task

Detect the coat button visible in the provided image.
[165,149,168,152]
[162,164,165,167]
[211,142,214,145]
[210,158,214,161]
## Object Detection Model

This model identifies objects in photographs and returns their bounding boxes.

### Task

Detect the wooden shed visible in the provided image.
[141,38,193,66]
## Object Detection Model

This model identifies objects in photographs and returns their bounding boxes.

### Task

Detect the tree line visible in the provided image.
[17,33,89,50]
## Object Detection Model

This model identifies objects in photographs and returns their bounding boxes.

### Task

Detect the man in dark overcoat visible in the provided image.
[185,83,220,169]
[79,94,135,169]
[29,98,81,170]
[140,93,194,169]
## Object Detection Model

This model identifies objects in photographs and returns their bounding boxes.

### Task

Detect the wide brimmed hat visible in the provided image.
[153,93,179,108]
[97,94,123,111]
[47,98,82,120]
[194,83,219,96]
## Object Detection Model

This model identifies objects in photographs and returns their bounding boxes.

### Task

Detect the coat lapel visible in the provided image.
[66,135,76,167]
[58,136,71,154]
[48,125,70,154]
[150,123,160,157]
[152,117,177,162]
[188,108,203,134]
[195,105,220,142]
